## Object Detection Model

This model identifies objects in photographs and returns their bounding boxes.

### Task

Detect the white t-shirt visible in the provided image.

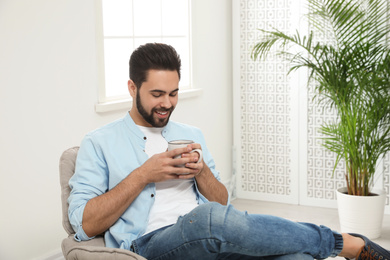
[137,126,199,235]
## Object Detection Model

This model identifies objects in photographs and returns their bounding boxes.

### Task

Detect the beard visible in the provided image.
[136,91,174,127]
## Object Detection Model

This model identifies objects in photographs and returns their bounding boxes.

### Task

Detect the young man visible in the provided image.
[69,43,390,259]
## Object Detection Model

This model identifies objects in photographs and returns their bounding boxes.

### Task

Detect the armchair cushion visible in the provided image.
[62,235,145,260]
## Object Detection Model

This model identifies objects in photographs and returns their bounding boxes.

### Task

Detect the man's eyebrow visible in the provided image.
[149,88,179,94]
[150,90,166,94]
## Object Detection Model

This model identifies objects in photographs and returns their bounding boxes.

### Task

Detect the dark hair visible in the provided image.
[129,43,181,88]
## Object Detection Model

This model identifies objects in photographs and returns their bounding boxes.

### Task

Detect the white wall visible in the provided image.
[0,1,232,259]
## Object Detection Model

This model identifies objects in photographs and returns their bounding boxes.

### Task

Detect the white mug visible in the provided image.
[168,140,203,168]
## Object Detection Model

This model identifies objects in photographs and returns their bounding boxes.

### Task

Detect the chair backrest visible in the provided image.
[59,147,147,260]
[59,146,80,235]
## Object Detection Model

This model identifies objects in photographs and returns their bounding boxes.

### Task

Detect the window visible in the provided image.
[96,0,192,112]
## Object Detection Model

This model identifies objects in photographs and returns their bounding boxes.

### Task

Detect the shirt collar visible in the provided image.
[124,111,172,139]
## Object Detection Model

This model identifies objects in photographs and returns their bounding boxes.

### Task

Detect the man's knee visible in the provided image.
[206,203,251,240]
[180,202,248,239]
[179,203,230,236]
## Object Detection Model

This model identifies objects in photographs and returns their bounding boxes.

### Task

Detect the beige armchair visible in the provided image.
[59,146,147,260]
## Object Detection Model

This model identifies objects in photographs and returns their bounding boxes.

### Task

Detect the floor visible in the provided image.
[230,198,390,259]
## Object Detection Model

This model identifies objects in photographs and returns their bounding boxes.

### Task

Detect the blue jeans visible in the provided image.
[131,202,343,260]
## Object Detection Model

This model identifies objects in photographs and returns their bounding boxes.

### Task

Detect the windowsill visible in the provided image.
[95,88,203,113]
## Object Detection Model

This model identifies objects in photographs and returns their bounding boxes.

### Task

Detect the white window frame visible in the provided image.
[94,0,200,113]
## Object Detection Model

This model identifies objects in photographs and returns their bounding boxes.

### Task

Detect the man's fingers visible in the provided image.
[167,145,192,158]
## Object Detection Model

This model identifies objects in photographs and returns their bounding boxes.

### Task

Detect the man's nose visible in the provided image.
[160,96,172,108]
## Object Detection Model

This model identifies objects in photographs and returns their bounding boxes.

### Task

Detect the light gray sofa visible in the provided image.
[59,146,146,260]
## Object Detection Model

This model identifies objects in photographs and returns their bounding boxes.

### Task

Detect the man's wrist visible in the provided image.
[129,167,149,187]
[195,164,209,179]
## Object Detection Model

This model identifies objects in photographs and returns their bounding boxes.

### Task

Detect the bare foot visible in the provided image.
[338,233,365,259]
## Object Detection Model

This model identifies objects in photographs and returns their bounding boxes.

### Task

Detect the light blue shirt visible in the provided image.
[68,113,222,250]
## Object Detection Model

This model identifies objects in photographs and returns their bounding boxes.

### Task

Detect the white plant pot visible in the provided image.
[336,187,386,239]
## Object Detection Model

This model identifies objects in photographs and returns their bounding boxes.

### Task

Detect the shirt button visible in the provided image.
[151,194,154,198]
[143,137,147,140]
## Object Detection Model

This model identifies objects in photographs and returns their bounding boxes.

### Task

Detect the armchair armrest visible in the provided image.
[62,235,146,260]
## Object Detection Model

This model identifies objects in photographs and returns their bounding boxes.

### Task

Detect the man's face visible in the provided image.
[129,70,179,127]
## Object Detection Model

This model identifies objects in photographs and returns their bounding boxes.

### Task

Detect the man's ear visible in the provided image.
[128,80,137,98]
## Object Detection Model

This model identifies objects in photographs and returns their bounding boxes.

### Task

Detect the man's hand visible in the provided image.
[181,143,229,205]
[178,143,204,179]
[139,144,203,184]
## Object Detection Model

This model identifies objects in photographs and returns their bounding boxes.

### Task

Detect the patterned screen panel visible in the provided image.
[238,0,293,199]
[306,87,346,200]
[301,0,349,201]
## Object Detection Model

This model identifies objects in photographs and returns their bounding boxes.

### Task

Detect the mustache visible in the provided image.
[153,107,174,113]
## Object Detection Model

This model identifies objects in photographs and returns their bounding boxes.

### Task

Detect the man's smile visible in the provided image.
[155,110,170,119]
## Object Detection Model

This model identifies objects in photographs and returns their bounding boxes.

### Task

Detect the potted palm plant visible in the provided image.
[251,0,390,238]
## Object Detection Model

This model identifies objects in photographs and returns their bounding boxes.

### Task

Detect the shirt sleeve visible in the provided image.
[68,134,109,241]
[196,129,221,180]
